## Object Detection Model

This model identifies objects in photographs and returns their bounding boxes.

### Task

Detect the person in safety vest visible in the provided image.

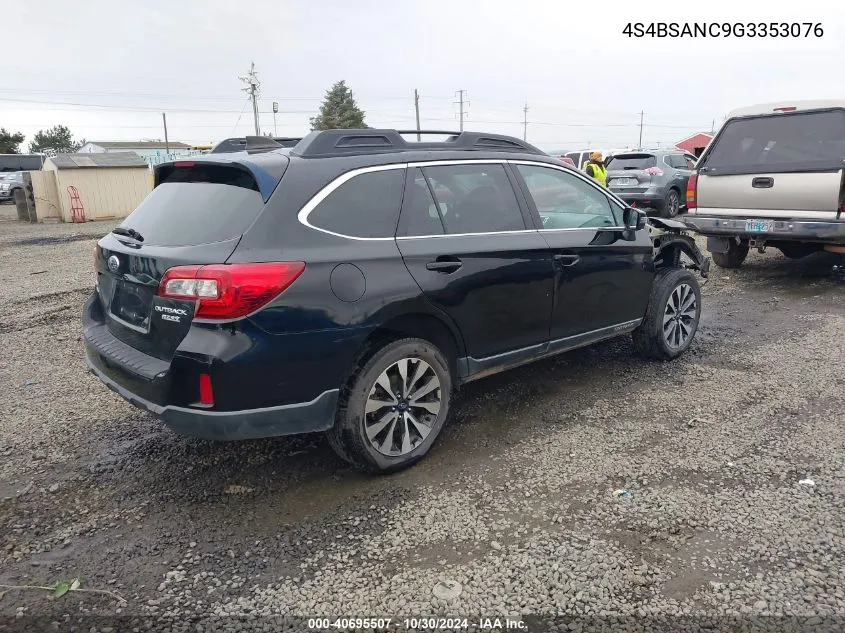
[584,151,608,186]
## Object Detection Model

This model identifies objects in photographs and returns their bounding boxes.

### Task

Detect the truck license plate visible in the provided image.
[745,219,774,233]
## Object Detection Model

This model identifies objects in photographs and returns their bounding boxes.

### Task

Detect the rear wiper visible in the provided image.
[112,227,144,242]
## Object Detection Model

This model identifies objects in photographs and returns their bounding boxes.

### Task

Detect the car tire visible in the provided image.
[660,189,681,218]
[326,337,452,474]
[633,268,702,361]
[711,239,749,269]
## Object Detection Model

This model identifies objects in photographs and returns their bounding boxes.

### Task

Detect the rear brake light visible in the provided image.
[198,373,214,406]
[686,172,698,209]
[773,106,797,112]
[158,262,306,320]
[174,161,196,167]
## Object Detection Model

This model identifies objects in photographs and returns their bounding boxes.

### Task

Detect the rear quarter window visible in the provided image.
[307,168,405,238]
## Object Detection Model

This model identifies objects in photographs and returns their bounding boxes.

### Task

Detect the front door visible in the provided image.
[396,163,554,370]
[511,162,654,346]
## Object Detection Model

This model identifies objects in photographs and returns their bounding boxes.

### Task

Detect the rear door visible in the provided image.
[396,162,554,366]
[695,108,845,218]
[665,153,694,193]
[511,162,654,344]
[95,161,278,361]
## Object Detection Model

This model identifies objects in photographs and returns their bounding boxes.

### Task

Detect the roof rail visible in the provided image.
[290,129,546,158]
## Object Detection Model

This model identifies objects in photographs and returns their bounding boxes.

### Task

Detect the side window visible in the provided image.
[420,164,525,235]
[516,164,618,230]
[397,169,445,237]
[308,168,405,238]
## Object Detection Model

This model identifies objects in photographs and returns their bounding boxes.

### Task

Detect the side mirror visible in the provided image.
[623,206,647,231]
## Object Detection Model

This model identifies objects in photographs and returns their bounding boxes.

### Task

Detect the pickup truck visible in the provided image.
[683,101,845,268]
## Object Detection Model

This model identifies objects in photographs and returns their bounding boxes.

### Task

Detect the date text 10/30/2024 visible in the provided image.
[622,22,823,38]
[307,617,527,630]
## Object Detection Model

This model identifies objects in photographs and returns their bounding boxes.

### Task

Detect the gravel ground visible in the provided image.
[0,205,843,633]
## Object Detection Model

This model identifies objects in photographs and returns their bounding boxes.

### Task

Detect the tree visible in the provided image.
[310,80,367,131]
[0,128,25,154]
[28,125,85,154]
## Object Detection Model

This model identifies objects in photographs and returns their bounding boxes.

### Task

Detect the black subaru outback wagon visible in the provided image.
[84,130,708,473]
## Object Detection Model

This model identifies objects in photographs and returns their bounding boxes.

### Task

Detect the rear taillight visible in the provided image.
[687,172,698,210]
[773,106,797,112]
[158,262,306,320]
[646,167,663,177]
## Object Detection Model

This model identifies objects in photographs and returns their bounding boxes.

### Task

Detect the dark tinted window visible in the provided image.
[705,110,845,170]
[421,164,525,234]
[663,154,686,169]
[309,168,405,238]
[606,154,657,170]
[120,165,265,247]
[516,164,618,229]
[398,169,445,237]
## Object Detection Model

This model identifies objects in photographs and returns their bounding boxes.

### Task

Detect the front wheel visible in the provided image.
[633,268,702,360]
[326,338,452,474]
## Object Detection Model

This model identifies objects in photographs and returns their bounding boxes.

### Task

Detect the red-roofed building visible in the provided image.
[675,132,713,158]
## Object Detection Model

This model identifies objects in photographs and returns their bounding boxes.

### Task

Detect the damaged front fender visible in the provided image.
[647,218,710,279]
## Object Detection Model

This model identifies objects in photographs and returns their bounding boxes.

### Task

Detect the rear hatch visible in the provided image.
[94,155,288,361]
[694,108,845,218]
[606,153,663,193]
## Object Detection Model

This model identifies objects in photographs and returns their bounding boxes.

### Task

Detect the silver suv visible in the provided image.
[684,101,845,268]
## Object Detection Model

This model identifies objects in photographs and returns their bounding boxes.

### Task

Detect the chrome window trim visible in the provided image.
[297,158,631,241]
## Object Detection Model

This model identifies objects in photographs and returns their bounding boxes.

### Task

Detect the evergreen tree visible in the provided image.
[28,125,85,154]
[310,81,367,130]
[0,128,25,154]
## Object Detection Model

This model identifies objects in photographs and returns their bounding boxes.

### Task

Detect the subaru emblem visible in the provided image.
[107,255,120,274]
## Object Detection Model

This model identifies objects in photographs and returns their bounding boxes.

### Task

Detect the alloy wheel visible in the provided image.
[663,283,697,349]
[364,357,441,457]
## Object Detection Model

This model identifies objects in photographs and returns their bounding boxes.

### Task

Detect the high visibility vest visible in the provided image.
[587,162,607,187]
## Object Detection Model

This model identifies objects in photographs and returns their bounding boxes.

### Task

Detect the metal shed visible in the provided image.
[33,152,152,222]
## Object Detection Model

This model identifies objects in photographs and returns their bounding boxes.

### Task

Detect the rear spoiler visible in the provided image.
[210,136,303,154]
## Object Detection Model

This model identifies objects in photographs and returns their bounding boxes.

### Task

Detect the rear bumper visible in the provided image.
[85,350,337,440]
[609,189,668,210]
[82,292,344,440]
[683,215,845,244]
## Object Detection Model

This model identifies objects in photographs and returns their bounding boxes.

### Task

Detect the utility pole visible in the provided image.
[239,62,261,135]
[162,113,170,156]
[638,110,644,150]
[711,119,715,134]
[522,101,529,141]
[272,101,279,136]
[454,89,468,132]
[414,89,421,141]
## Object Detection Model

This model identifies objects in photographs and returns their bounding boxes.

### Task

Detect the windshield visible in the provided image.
[606,155,657,171]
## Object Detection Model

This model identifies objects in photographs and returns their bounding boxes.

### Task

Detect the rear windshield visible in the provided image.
[607,154,656,170]
[118,164,264,247]
[703,109,845,172]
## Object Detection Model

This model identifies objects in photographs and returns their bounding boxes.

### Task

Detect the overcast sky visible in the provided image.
[5,0,842,152]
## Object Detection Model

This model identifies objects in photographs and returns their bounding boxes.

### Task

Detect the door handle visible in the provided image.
[752,176,774,188]
[426,258,462,272]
